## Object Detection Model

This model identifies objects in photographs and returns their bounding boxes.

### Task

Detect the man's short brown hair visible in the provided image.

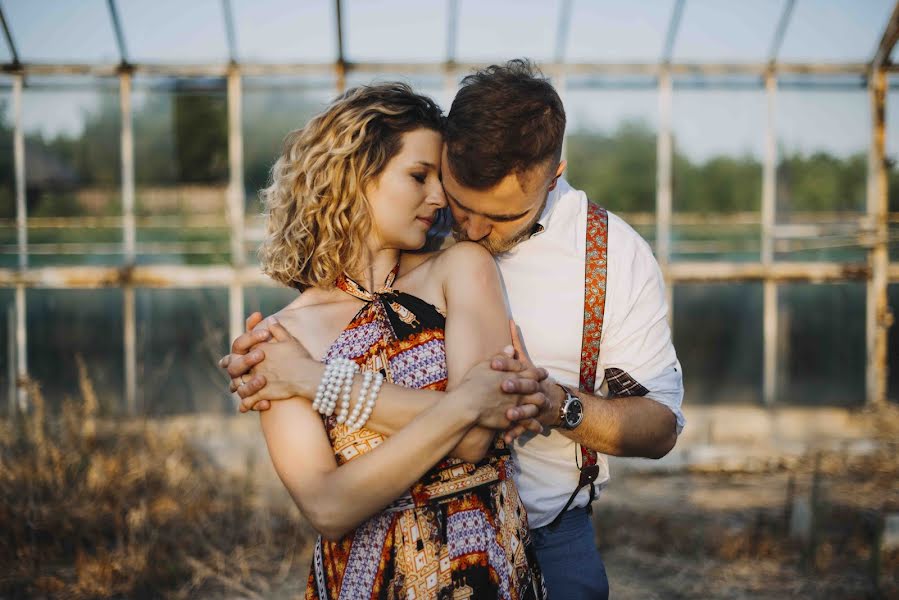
[445,58,566,190]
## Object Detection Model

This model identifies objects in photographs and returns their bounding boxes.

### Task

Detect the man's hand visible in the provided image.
[493,321,566,442]
[453,353,546,436]
[218,312,311,412]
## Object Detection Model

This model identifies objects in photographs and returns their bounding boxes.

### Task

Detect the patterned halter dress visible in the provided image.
[306,263,546,600]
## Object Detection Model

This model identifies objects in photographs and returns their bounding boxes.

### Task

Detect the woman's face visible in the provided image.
[366,128,446,251]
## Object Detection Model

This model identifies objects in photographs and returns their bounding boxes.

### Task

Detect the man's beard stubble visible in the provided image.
[450,196,547,256]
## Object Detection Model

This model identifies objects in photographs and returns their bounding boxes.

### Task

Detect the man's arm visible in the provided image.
[543,382,677,458]
[499,224,684,458]
[221,315,548,456]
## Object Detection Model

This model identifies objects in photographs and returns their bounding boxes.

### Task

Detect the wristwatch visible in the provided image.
[556,384,584,430]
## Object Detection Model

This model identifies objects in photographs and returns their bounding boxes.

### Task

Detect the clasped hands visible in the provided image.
[218,313,563,443]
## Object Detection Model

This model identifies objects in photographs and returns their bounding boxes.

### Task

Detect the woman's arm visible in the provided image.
[435,241,518,461]
[260,381,487,541]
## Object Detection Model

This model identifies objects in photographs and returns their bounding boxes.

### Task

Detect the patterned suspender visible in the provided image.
[548,201,609,528]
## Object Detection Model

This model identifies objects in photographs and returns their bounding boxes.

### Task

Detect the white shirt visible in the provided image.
[496,178,685,529]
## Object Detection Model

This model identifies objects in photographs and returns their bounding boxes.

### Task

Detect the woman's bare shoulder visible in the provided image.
[432,241,496,276]
[251,287,331,333]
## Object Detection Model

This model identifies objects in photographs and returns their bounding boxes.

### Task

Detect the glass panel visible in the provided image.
[0,289,12,412]
[567,0,673,63]
[345,0,446,62]
[232,0,335,63]
[21,76,121,267]
[345,72,452,111]
[565,83,657,247]
[26,289,124,413]
[136,288,229,414]
[779,0,894,63]
[0,30,12,63]
[673,283,763,405]
[117,0,229,63]
[775,84,869,262]
[0,82,12,267]
[243,76,336,262]
[890,285,899,404]
[672,0,784,63]
[777,283,865,406]
[456,0,557,62]
[2,0,119,63]
[133,77,229,265]
[672,84,764,262]
[887,77,899,263]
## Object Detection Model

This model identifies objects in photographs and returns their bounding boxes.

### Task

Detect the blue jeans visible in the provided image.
[530,507,609,600]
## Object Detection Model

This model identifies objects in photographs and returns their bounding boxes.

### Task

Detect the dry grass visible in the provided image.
[1,361,897,599]
[597,446,899,599]
[0,367,313,599]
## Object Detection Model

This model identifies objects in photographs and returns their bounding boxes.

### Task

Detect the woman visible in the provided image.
[251,83,545,599]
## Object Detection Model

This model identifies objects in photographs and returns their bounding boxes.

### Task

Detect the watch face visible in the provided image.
[565,398,584,428]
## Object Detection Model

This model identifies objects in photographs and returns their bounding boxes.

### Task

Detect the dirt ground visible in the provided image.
[592,455,899,600]
[3,401,896,599]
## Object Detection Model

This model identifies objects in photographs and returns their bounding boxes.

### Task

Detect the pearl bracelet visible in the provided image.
[313,358,357,417]
[346,371,383,432]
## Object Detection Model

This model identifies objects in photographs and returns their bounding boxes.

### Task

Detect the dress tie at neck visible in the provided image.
[335,262,400,302]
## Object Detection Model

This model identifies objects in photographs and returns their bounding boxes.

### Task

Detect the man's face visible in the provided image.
[440,146,562,255]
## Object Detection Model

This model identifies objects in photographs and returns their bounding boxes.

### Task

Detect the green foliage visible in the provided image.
[0,94,896,224]
[566,119,886,216]
[566,121,657,212]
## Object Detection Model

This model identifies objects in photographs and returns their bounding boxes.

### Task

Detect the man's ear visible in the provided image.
[547,160,567,192]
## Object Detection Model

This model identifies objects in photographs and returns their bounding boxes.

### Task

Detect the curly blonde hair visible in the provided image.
[259,83,444,291]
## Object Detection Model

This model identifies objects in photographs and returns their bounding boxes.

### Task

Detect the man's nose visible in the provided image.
[429,185,447,209]
[464,215,492,241]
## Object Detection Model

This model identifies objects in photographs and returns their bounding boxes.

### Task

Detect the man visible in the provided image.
[222,59,684,599]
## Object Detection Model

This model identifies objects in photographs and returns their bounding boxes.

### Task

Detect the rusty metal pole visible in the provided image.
[120,69,137,414]
[13,72,27,411]
[866,68,890,406]
[657,68,674,324]
[762,70,779,406]
[227,67,246,358]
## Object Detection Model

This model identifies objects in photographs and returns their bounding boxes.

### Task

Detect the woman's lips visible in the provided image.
[417,217,434,227]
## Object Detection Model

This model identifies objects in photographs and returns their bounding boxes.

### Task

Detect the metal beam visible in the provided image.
[872,0,899,71]
[866,69,890,405]
[554,0,573,64]
[221,0,238,64]
[446,0,459,64]
[226,67,245,362]
[12,73,26,410]
[0,3,20,66]
[0,262,882,289]
[0,60,877,79]
[120,71,136,415]
[106,0,129,65]
[334,0,346,91]
[768,0,795,64]
[762,71,779,406]
[666,262,871,283]
[657,68,674,325]
[656,69,673,270]
[661,0,685,64]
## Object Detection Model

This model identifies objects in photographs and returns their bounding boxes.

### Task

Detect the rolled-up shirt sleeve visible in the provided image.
[598,215,685,434]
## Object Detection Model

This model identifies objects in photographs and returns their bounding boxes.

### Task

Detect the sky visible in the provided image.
[0,0,896,161]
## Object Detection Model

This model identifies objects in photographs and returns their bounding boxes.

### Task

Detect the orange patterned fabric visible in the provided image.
[306,266,546,600]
